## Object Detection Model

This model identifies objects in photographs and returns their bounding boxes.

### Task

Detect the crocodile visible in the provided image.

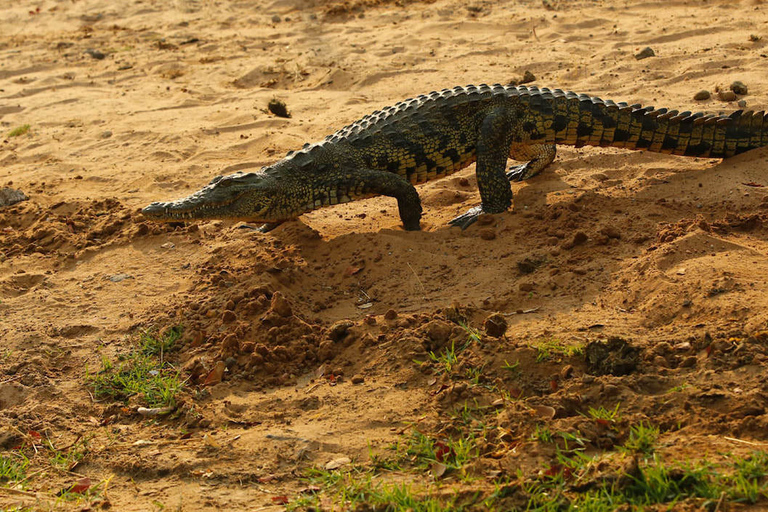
[142,84,768,231]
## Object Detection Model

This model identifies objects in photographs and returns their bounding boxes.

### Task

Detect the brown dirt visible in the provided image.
[2,0,768,509]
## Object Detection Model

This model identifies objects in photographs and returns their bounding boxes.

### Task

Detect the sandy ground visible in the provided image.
[3,0,768,510]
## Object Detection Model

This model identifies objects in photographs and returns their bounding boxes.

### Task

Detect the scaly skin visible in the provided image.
[142,84,768,230]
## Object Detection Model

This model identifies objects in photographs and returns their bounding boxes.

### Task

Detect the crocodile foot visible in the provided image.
[506,164,529,182]
[448,206,485,229]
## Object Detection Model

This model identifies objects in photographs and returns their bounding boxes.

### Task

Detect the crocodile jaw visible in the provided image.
[142,190,271,223]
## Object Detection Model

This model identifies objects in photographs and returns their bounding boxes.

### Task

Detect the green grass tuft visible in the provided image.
[86,327,183,408]
[7,124,30,137]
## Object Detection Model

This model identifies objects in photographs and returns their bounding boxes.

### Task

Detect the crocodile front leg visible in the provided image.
[449,108,516,229]
[321,169,423,231]
[506,143,557,182]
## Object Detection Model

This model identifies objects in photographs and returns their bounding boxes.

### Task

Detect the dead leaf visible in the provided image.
[743,182,764,187]
[344,266,361,276]
[271,496,289,505]
[203,360,226,386]
[325,456,351,470]
[532,405,556,419]
[71,477,91,494]
[203,434,222,449]
[431,462,447,478]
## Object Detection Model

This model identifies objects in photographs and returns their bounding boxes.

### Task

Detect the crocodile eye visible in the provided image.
[209,175,224,185]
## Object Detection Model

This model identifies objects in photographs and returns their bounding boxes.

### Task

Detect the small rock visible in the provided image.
[0,188,28,208]
[221,334,240,352]
[483,313,507,337]
[325,457,351,470]
[679,356,697,368]
[599,225,621,239]
[271,14,281,23]
[730,81,748,95]
[693,90,711,101]
[520,70,536,84]
[328,320,353,341]
[477,214,495,226]
[717,90,737,102]
[634,47,655,60]
[518,282,534,292]
[560,365,574,379]
[108,273,134,282]
[269,291,292,317]
[85,48,105,60]
[479,228,496,240]
[738,100,747,108]
[384,309,398,320]
[424,320,453,344]
[351,375,365,384]
[160,242,175,249]
[100,130,112,138]
[222,310,237,323]
[268,98,290,118]
[585,337,640,376]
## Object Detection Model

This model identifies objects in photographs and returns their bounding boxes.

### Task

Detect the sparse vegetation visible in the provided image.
[0,453,29,486]
[86,327,183,408]
[7,124,30,137]
[531,337,583,362]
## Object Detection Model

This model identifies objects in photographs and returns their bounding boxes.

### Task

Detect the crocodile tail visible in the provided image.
[527,87,767,158]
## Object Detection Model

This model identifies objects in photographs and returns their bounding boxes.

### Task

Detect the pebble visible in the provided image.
[693,90,710,101]
[0,188,28,208]
[269,291,293,317]
[101,130,112,138]
[635,47,655,60]
[479,228,496,240]
[351,375,365,384]
[730,81,748,95]
[222,310,237,323]
[85,48,105,60]
[109,273,134,282]
[328,320,353,341]
[738,100,747,108]
[483,313,507,337]
[717,90,737,102]
[271,14,281,23]
[384,309,398,320]
[520,70,536,84]
[518,282,534,292]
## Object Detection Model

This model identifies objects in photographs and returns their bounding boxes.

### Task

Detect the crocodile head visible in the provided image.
[142,171,285,223]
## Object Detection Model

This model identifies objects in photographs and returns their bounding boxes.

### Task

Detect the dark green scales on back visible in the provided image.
[142,84,768,230]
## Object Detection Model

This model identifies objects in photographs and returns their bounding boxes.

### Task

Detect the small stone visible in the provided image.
[101,130,112,138]
[738,100,747,108]
[224,299,236,311]
[519,282,534,292]
[599,225,621,239]
[269,291,292,317]
[560,365,574,379]
[635,47,655,60]
[0,188,28,208]
[109,273,134,282]
[160,242,175,249]
[271,14,281,22]
[730,81,748,95]
[693,90,711,101]
[424,320,453,343]
[85,48,105,60]
[351,375,365,384]
[479,228,496,240]
[679,356,697,368]
[718,90,737,102]
[328,320,353,341]
[520,70,536,84]
[483,313,507,337]
[222,310,237,323]
[268,98,290,118]
[384,309,398,320]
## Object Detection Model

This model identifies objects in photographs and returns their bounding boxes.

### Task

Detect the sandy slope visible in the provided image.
[2,0,768,510]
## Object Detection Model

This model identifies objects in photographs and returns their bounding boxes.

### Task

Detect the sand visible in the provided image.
[2,0,768,509]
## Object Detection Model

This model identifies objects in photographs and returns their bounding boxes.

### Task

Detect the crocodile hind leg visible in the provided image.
[325,169,423,230]
[449,108,516,229]
[506,143,557,182]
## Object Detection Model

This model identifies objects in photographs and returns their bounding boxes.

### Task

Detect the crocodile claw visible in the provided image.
[506,164,529,182]
[448,206,485,230]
